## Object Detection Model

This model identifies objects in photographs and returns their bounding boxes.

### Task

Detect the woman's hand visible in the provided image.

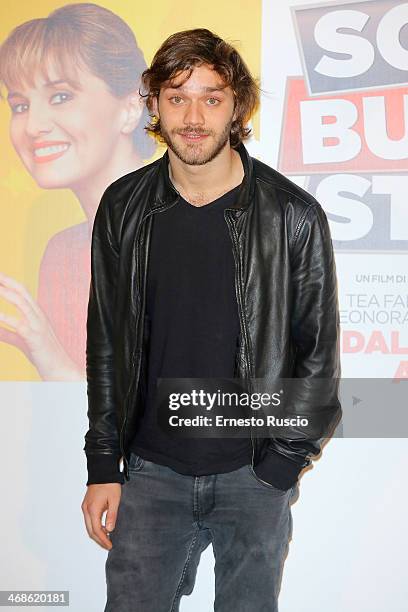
[0,271,84,380]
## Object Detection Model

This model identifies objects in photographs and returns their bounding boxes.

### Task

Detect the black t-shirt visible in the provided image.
[129,182,252,475]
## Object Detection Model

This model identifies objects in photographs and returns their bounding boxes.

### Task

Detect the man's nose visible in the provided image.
[183,101,205,126]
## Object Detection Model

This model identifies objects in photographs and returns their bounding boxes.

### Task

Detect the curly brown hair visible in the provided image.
[140,28,260,148]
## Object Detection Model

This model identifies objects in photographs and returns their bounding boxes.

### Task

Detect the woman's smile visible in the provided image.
[33,140,71,163]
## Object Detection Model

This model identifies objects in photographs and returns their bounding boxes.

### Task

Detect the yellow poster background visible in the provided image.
[0,0,261,379]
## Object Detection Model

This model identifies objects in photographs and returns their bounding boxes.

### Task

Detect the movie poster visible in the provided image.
[0,2,406,611]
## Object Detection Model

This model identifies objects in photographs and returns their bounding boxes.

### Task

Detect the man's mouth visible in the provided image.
[32,141,71,163]
[179,132,209,142]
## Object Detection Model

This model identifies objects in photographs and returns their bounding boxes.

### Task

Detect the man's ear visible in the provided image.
[151,95,160,119]
[121,92,144,134]
[232,95,238,123]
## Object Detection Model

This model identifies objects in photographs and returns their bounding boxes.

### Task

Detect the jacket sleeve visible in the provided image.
[254,202,342,489]
[83,185,125,486]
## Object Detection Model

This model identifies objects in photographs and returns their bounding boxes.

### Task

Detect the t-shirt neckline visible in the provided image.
[178,183,242,211]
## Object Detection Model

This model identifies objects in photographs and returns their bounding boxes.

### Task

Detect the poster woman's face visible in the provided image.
[7,62,133,189]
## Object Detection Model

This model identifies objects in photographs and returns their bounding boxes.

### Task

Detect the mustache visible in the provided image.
[175,128,212,136]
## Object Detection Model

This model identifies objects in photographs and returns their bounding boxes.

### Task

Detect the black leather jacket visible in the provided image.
[84,142,341,490]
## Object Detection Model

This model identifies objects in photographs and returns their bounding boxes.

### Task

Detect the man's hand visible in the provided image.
[81,483,122,550]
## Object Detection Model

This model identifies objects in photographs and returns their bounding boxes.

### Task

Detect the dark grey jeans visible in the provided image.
[104,452,299,612]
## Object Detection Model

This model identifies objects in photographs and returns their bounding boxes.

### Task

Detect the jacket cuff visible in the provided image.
[86,453,125,486]
[253,447,304,491]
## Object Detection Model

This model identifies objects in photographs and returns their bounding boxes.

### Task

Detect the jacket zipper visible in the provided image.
[119,212,148,481]
[120,199,180,480]
[224,208,256,470]
[225,209,293,487]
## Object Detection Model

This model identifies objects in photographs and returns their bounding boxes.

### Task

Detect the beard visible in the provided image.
[159,115,234,166]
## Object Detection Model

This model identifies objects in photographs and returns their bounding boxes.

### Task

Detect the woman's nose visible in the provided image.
[24,102,53,138]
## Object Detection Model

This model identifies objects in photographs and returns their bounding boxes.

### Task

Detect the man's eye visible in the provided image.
[170,96,183,104]
[207,98,220,105]
[10,103,28,114]
[50,92,73,105]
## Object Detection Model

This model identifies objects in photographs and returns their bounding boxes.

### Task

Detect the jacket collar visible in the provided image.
[151,141,254,211]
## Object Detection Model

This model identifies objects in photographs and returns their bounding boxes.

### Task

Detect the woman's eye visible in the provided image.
[10,103,28,114]
[50,92,73,105]
[207,98,220,105]
[171,96,183,104]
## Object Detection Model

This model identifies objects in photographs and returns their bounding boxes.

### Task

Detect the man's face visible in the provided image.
[153,63,237,165]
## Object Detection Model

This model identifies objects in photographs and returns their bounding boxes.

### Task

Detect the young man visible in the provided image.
[81,28,341,612]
